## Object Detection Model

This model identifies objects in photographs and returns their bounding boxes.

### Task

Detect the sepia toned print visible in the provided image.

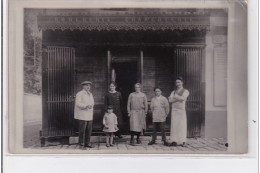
[23,8,231,153]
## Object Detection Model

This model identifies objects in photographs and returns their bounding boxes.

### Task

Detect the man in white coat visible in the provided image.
[74,81,94,148]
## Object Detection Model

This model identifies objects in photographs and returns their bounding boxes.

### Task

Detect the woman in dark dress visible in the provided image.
[104,82,123,138]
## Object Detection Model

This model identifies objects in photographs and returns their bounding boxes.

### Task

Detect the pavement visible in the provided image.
[24,129,227,153]
[23,94,228,153]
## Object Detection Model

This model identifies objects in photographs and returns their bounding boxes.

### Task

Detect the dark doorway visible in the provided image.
[112,61,138,133]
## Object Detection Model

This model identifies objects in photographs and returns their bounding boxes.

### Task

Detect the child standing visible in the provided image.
[103,105,119,147]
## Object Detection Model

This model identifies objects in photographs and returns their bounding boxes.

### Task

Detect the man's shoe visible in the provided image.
[79,145,85,150]
[163,141,169,146]
[169,142,177,147]
[130,139,135,146]
[85,144,94,148]
[136,139,142,144]
[148,141,155,145]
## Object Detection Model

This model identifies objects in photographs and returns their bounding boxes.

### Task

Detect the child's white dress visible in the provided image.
[103,113,118,133]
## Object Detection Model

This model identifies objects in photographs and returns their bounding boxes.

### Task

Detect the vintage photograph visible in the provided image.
[23,8,230,153]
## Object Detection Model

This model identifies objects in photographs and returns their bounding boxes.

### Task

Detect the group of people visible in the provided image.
[74,77,189,148]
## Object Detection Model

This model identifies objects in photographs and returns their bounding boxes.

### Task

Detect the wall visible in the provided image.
[74,47,108,129]
[143,54,156,101]
[205,10,228,138]
[228,4,248,153]
[75,47,108,105]
[143,48,175,102]
[155,49,175,99]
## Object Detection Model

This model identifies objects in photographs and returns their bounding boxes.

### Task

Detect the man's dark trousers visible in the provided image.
[78,120,93,146]
[152,122,166,142]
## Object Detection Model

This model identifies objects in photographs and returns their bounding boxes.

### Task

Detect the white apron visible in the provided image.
[169,88,189,144]
[170,108,187,144]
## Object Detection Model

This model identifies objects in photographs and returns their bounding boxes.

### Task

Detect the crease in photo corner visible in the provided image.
[7,1,249,155]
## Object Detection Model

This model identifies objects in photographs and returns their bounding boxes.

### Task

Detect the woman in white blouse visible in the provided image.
[168,77,189,147]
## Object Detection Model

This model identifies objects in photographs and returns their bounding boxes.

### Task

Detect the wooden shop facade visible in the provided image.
[37,9,228,143]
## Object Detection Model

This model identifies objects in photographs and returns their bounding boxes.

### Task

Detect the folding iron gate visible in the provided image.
[173,46,205,138]
[41,46,76,139]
